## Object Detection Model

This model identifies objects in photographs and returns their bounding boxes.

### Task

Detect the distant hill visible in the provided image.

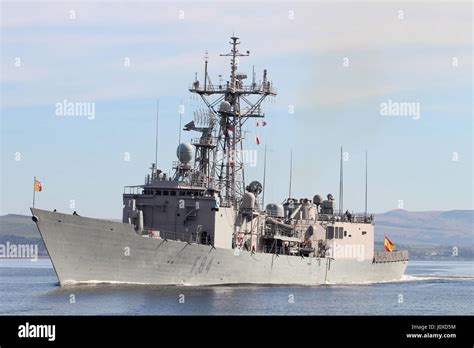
[0,210,472,259]
[0,214,48,256]
[374,209,473,246]
[0,214,40,239]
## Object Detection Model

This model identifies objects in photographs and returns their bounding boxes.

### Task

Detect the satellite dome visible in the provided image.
[266,203,284,218]
[176,143,193,163]
[219,101,231,113]
[242,192,256,210]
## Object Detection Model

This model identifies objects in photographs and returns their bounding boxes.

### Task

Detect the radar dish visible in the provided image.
[246,181,263,196]
[313,195,323,205]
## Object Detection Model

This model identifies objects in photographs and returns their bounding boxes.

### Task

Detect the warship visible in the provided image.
[31,37,408,286]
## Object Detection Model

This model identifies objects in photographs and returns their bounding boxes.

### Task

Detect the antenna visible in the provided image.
[204,51,209,91]
[365,150,368,218]
[252,65,256,88]
[155,99,160,168]
[288,148,293,198]
[262,145,267,208]
[178,100,183,145]
[339,146,344,217]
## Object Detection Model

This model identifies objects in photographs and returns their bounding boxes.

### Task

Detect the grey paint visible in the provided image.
[32,208,408,286]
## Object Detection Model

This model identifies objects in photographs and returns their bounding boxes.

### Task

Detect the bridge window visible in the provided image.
[327,226,334,240]
[155,190,162,195]
[179,191,185,196]
[338,227,344,239]
[332,227,343,239]
[170,191,176,196]
[163,191,169,196]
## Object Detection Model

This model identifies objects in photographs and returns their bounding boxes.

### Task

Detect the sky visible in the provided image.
[1,0,472,218]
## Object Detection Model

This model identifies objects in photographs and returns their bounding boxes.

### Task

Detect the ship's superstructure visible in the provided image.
[31,37,409,286]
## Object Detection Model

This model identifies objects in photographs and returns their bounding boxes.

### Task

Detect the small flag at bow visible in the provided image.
[34,179,42,192]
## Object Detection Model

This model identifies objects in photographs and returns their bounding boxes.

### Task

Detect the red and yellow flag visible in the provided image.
[34,179,42,192]
[384,235,396,252]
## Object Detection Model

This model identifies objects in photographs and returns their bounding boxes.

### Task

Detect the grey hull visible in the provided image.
[32,208,408,286]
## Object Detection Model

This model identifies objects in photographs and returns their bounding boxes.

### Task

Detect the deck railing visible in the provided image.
[373,250,409,263]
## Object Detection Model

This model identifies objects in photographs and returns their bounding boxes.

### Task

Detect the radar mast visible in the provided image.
[189,37,277,207]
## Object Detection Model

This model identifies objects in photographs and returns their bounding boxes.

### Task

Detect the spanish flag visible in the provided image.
[34,179,42,192]
[384,235,396,252]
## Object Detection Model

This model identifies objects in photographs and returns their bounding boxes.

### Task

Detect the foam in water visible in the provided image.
[400,274,474,282]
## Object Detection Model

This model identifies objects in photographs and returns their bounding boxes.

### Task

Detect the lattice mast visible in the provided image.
[189,37,276,207]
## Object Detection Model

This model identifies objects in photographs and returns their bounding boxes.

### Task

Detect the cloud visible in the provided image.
[1,1,471,109]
